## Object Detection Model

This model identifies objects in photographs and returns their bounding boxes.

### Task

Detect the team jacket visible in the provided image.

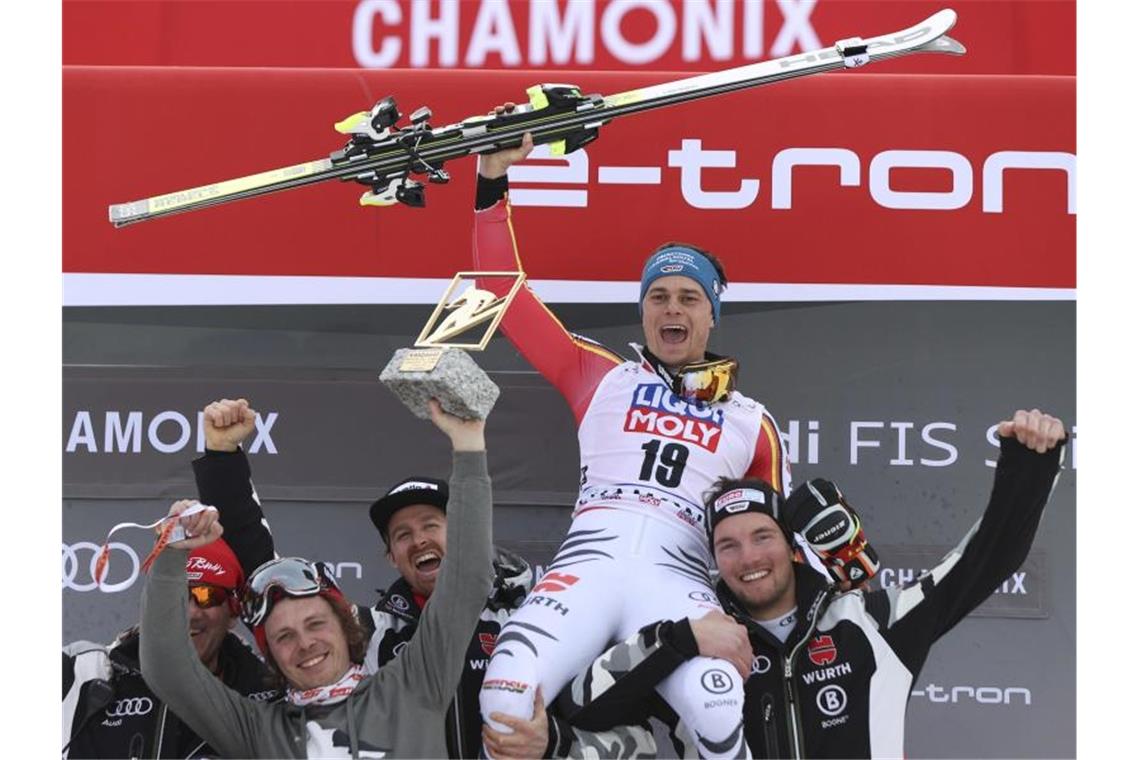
[368,546,531,758]
[62,628,277,759]
[555,436,1066,758]
[473,189,791,550]
[195,447,655,758]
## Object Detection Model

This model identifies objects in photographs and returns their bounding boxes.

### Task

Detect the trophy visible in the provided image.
[380,271,525,420]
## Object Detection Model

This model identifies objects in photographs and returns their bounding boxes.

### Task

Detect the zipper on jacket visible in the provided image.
[760,694,779,759]
[782,658,802,760]
[151,705,168,759]
[781,595,827,760]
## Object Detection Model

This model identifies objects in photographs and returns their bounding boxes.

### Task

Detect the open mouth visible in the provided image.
[413,551,442,573]
[740,569,771,583]
[298,652,329,670]
[660,325,688,345]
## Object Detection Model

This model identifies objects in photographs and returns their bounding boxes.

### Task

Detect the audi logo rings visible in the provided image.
[62,541,140,593]
[105,697,154,717]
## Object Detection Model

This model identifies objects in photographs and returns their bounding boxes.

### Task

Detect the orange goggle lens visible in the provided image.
[676,360,738,404]
[189,585,231,609]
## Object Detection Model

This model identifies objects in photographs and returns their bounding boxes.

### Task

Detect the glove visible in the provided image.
[785,479,880,586]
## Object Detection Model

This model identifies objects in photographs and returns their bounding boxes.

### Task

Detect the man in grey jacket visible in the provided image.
[140,399,494,758]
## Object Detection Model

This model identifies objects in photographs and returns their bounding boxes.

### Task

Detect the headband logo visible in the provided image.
[713,488,767,514]
[660,264,684,273]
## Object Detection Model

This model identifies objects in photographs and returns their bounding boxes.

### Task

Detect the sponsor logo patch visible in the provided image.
[802,662,853,685]
[532,572,580,594]
[106,697,153,718]
[524,595,571,616]
[700,668,734,694]
[624,384,725,452]
[482,679,531,694]
[808,634,837,667]
[816,685,848,717]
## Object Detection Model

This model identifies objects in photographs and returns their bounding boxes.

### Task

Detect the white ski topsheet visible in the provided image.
[109,158,334,223]
[605,9,959,108]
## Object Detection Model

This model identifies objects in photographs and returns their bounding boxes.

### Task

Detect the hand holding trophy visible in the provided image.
[380,271,525,420]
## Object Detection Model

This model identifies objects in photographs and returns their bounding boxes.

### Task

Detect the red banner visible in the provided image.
[63,0,1075,75]
[65,66,1074,303]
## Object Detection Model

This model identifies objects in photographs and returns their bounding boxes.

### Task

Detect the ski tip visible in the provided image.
[939,34,967,56]
[917,34,967,57]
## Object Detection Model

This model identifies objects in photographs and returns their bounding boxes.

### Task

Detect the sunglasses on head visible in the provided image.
[188,584,233,609]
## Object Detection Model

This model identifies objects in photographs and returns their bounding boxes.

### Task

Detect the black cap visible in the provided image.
[369,476,449,545]
[705,481,793,550]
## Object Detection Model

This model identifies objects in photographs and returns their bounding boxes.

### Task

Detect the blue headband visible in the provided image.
[638,246,723,323]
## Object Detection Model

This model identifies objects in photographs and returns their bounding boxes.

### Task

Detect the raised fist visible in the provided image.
[202,398,256,453]
[997,409,1066,454]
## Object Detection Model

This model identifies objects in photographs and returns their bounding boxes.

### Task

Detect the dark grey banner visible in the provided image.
[63,300,1075,759]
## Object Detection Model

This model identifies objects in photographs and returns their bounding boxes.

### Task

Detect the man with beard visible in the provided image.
[140,398,495,758]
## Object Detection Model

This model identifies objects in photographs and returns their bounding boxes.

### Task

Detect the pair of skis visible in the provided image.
[107,9,964,228]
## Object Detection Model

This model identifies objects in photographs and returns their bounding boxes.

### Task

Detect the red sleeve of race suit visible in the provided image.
[744,408,792,495]
[473,198,622,424]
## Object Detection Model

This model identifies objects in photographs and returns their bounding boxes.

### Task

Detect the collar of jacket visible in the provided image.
[717,563,836,647]
[633,343,736,382]
[375,545,533,620]
[106,628,143,676]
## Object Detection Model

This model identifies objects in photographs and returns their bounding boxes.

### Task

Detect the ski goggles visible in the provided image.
[189,584,233,609]
[673,356,738,405]
[240,557,341,627]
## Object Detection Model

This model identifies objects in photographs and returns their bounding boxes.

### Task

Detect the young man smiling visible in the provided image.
[140,399,495,758]
[192,396,656,758]
[472,133,793,758]
[555,409,1068,759]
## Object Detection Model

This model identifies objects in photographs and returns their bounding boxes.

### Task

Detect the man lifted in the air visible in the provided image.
[473,131,809,759]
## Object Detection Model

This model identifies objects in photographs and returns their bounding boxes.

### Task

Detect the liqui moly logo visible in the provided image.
[624,384,724,452]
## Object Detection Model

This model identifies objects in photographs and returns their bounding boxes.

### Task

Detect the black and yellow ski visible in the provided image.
[108,9,964,227]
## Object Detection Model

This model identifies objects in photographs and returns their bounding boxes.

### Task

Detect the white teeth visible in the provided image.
[299,653,327,669]
[741,570,770,582]
[414,551,440,568]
